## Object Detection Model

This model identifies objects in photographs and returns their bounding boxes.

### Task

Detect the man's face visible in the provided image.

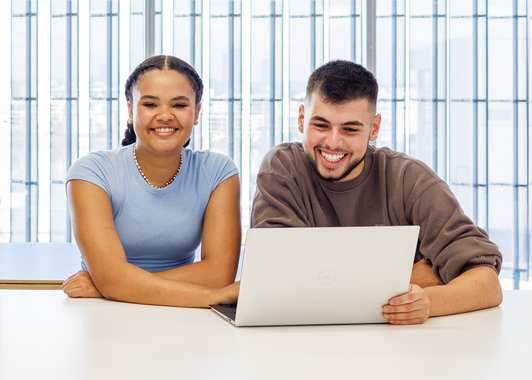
[298,93,381,182]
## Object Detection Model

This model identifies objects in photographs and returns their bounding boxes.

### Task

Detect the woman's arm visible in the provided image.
[154,174,242,286]
[63,178,240,307]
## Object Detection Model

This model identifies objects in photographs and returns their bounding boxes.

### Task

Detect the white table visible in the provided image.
[0,243,81,288]
[0,290,529,380]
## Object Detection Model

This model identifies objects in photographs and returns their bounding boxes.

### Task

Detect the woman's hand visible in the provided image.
[62,270,103,298]
[209,281,240,306]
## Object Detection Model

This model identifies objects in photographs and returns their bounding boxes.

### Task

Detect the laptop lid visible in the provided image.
[214,226,419,327]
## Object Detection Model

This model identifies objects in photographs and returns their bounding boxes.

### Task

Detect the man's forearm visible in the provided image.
[410,259,442,288]
[424,266,502,317]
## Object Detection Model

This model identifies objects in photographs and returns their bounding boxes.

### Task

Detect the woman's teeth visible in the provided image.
[154,127,176,132]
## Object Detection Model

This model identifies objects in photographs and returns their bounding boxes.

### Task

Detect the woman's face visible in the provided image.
[128,69,201,155]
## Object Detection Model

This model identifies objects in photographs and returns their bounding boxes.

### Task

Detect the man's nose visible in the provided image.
[324,128,343,149]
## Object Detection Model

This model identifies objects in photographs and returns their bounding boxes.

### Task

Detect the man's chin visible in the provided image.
[304,151,364,182]
[316,169,347,182]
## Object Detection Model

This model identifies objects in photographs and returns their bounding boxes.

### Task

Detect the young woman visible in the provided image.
[61,55,240,307]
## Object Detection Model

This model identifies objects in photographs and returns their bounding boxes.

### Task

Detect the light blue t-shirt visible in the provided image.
[66,144,239,273]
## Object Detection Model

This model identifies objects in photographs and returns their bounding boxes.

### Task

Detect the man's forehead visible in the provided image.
[306,93,372,114]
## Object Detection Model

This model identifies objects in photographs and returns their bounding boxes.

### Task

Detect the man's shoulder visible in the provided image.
[372,146,438,177]
[264,142,304,160]
[260,142,306,173]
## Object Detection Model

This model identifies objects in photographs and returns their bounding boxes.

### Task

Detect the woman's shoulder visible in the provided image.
[67,145,131,183]
[183,148,238,173]
[71,145,130,169]
[182,149,239,191]
[183,148,232,163]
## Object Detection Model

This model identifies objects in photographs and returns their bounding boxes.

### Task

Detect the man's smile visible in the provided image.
[319,149,347,163]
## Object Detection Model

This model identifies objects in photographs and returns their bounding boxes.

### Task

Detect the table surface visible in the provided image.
[0,243,81,284]
[0,290,530,380]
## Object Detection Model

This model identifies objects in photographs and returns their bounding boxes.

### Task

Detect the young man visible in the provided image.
[251,60,502,325]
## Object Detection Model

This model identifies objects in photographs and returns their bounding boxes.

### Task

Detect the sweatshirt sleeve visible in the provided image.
[408,179,502,284]
[251,173,312,228]
[251,146,313,228]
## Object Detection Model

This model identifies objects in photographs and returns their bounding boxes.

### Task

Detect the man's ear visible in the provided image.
[298,104,305,133]
[369,114,381,142]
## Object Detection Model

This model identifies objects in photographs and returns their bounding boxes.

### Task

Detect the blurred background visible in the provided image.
[0,0,530,289]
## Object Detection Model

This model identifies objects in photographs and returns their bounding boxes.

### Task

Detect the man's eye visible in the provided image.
[345,128,359,133]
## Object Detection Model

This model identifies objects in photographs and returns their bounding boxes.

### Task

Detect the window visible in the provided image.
[1,0,530,289]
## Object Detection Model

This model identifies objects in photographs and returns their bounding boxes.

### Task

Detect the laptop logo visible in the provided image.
[318,270,336,285]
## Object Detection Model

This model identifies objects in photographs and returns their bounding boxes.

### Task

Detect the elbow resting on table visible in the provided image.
[89,271,126,301]
[477,266,503,309]
[490,276,503,308]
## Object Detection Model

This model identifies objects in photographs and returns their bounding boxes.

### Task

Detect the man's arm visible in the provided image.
[252,173,311,228]
[383,266,502,324]
[425,266,502,317]
[410,258,441,288]
[384,170,503,324]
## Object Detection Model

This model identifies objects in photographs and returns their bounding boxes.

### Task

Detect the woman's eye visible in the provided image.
[143,102,156,108]
[173,104,186,108]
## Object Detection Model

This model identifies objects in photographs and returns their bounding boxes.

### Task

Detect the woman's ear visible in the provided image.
[127,102,133,124]
[194,102,202,125]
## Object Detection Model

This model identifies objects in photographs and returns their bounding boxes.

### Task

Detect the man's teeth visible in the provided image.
[154,127,176,132]
[321,151,345,163]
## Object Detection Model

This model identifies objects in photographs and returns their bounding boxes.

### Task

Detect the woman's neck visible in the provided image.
[133,144,183,188]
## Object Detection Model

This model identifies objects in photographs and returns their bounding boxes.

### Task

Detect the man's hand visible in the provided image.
[410,259,442,288]
[382,284,430,325]
[62,270,103,298]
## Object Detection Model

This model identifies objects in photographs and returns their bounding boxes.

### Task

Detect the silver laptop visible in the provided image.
[210,226,420,327]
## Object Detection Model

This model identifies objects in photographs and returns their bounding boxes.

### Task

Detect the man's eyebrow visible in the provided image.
[309,116,364,126]
[309,116,330,123]
[342,120,364,126]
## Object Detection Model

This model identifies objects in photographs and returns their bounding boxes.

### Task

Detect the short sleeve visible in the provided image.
[66,152,114,196]
[201,151,239,193]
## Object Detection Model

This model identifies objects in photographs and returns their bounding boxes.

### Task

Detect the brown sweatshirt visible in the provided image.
[251,142,502,284]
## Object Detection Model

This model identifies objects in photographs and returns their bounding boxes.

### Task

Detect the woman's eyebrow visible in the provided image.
[139,95,190,101]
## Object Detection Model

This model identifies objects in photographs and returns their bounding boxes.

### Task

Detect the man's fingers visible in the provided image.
[383,309,428,320]
[388,284,424,306]
[383,284,431,325]
[388,317,428,325]
[384,298,430,314]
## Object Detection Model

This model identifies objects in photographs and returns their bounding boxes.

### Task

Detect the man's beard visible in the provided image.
[304,150,366,182]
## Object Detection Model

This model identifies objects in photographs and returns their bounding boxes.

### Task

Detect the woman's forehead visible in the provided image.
[133,69,195,98]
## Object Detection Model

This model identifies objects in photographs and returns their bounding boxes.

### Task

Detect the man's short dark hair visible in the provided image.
[305,60,378,111]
